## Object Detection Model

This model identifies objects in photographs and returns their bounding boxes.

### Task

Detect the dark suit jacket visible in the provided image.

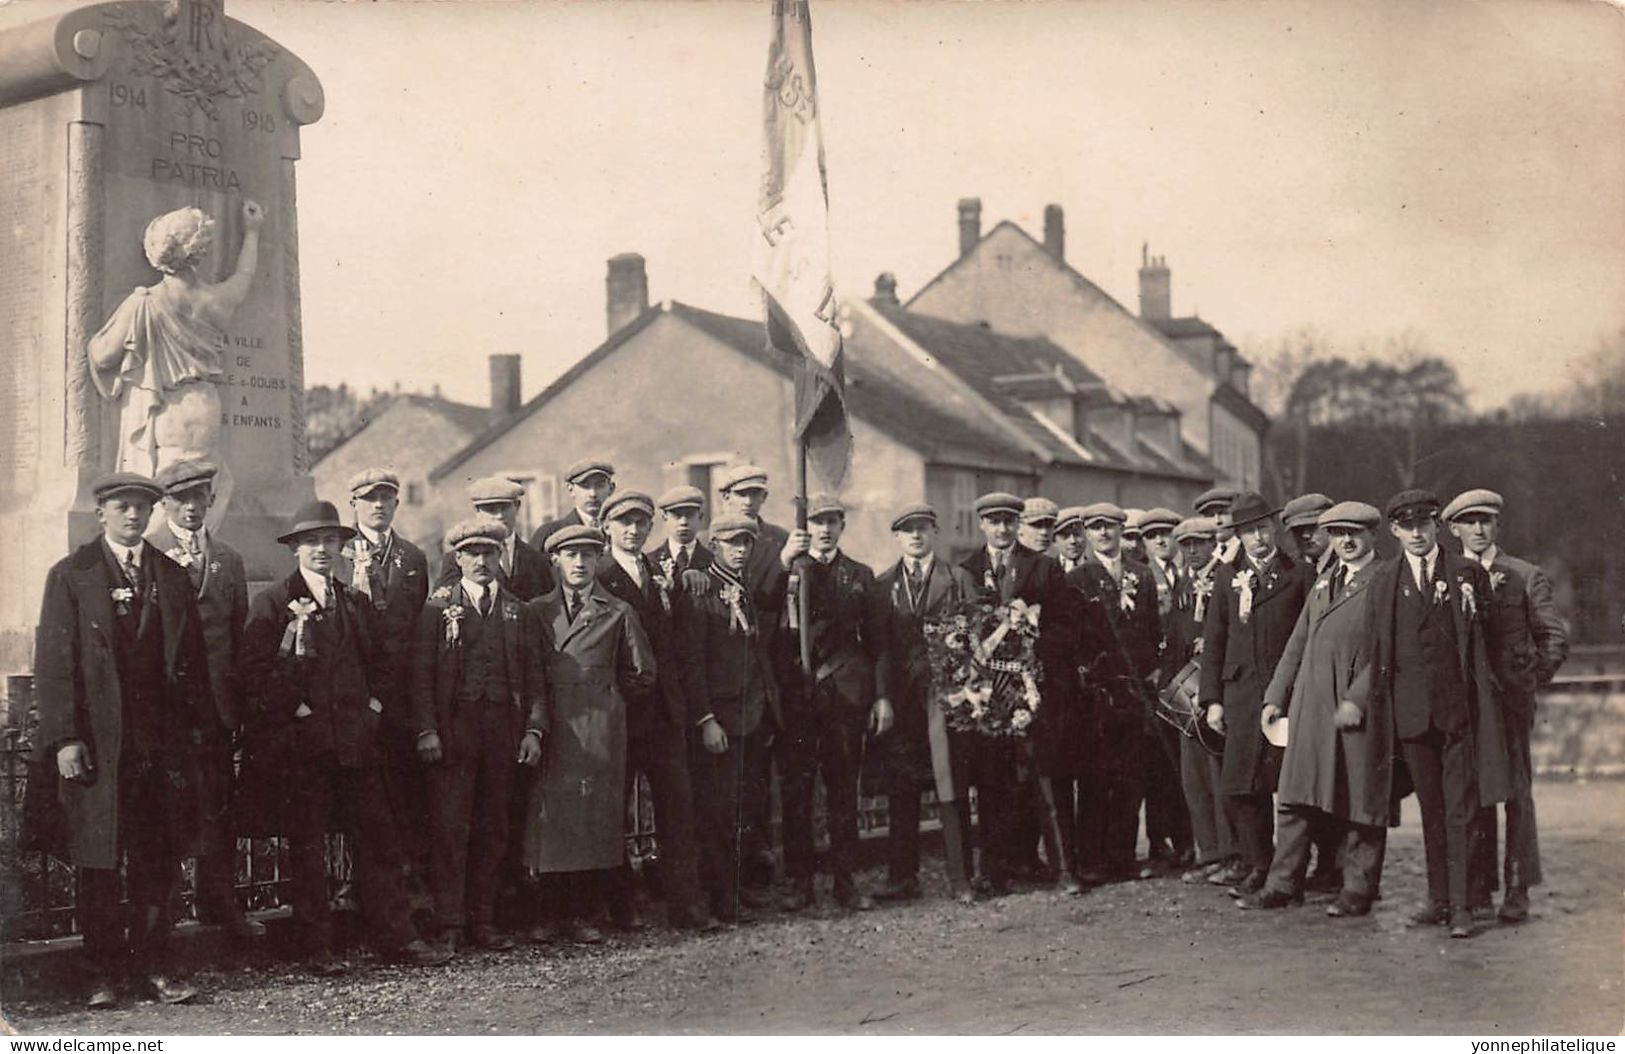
[28,539,212,868]
[1199,549,1308,794]
[408,581,547,760]
[960,544,1074,680]
[147,523,247,731]
[241,571,387,768]
[1349,550,1511,807]
[1483,550,1569,719]
[776,550,884,712]
[675,565,780,736]
[438,534,554,602]
[596,549,689,729]
[1064,555,1162,709]
[530,507,589,552]
[874,555,978,713]
[339,528,429,717]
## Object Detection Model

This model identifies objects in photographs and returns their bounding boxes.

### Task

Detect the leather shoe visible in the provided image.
[874,879,921,903]
[833,880,875,912]
[1498,889,1530,923]
[1326,893,1372,917]
[138,973,198,1005]
[527,920,564,944]
[86,981,119,1010]
[1409,902,1451,927]
[396,938,454,966]
[1449,910,1475,939]
[1238,887,1302,910]
[468,924,515,951]
[1304,868,1343,893]
[739,885,777,910]
[1208,860,1249,886]
[778,880,815,912]
[1228,868,1267,898]
[1058,871,1084,896]
[1182,861,1223,884]
[306,950,349,977]
[567,920,606,945]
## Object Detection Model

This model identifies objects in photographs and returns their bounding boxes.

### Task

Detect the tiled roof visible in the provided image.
[396,393,490,436]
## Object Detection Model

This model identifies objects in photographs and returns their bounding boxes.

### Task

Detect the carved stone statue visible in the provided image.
[87,199,263,518]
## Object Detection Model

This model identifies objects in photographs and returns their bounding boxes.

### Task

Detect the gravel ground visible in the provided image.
[5,780,1621,1035]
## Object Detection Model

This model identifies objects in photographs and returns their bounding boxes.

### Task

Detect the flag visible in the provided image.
[752,0,852,488]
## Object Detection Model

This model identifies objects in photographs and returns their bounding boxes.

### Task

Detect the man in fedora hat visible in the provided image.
[147,458,262,942]
[341,468,434,907]
[1240,502,1391,918]
[1346,489,1510,938]
[1445,488,1566,924]
[27,472,212,1008]
[1199,491,1309,896]
[439,476,554,601]
[241,499,451,973]
[530,458,617,550]
[411,518,547,954]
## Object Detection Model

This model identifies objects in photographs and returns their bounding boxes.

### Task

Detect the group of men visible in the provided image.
[24,452,1568,1011]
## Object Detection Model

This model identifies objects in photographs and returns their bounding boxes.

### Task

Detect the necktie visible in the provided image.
[479,587,493,618]
[905,560,924,605]
[566,590,580,623]
[123,549,140,588]
[1330,566,1344,602]
[676,546,691,575]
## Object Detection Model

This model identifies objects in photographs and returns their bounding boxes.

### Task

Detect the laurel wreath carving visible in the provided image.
[103,5,279,120]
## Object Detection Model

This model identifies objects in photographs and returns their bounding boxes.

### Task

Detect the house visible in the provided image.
[423,254,1223,568]
[907,200,1269,489]
[311,374,509,547]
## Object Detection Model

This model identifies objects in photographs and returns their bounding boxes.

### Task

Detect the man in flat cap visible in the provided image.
[872,504,982,902]
[655,484,713,581]
[1344,489,1509,937]
[1163,517,1239,884]
[241,500,450,973]
[524,524,656,943]
[1199,491,1309,896]
[1137,506,1195,871]
[1121,509,1148,564]
[957,492,1070,893]
[1446,488,1568,923]
[594,491,715,932]
[26,472,212,1007]
[411,519,547,954]
[1065,502,1162,885]
[1052,507,1088,574]
[1282,493,1335,574]
[342,468,434,908]
[530,459,616,550]
[1241,502,1390,917]
[1018,497,1059,555]
[1193,488,1236,520]
[147,459,260,941]
[439,476,554,602]
[776,495,887,912]
[714,464,799,897]
[673,516,780,922]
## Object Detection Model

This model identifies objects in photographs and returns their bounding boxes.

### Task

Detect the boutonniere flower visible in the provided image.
[110,585,135,614]
[431,585,454,602]
[1120,571,1139,613]
[165,545,195,569]
[1460,581,1477,619]
[208,560,221,575]
[983,568,998,595]
[443,604,465,645]
[651,559,675,613]
[719,582,752,635]
[1314,576,1330,593]
[392,553,403,570]
[1489,570,1507,592]
[1433,579,1449,605]
[1236,569,1257,623]
[281,598,319,657]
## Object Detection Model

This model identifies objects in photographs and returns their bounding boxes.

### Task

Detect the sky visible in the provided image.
[7,0,1623,411]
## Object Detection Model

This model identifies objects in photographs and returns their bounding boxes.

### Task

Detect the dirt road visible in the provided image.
[6,781,1621,1035]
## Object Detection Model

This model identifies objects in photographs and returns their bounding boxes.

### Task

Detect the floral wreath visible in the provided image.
[924,596,1043,737]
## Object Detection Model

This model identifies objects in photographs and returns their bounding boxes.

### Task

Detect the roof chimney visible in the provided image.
[1138,243,1171,321]
[606,253,649,337]
[957,197,982,257]
[1043,204,1065,261]
[871,272,899,307]
[488,354,521,425]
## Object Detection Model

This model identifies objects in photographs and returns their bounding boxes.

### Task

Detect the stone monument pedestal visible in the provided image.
[0,0,323,679]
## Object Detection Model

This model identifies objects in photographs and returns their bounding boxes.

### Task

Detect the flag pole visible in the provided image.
[795,436,814,676]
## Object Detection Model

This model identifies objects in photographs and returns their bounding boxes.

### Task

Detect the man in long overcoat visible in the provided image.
[1240,502,1389,916]
[523,524,656,943]
[872,503,980,902]
[28,472,212,1008]
[1445,488,1569,922]
[147,459,259,940]
[411,519,546,953]
[1347,489,1511,938]
[1200,491,1309,895]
